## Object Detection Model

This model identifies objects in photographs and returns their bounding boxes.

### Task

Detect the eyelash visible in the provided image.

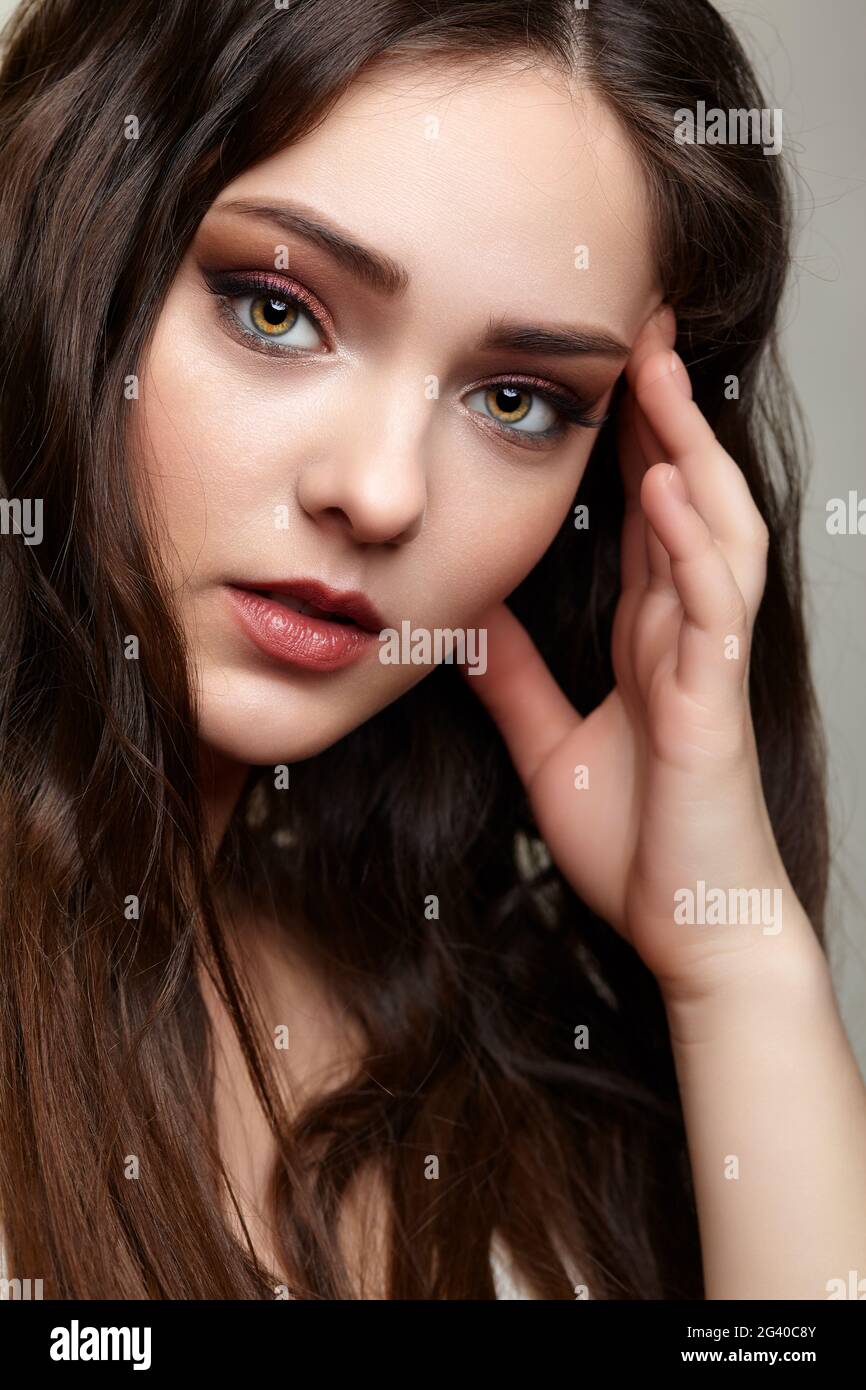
[203,270,610,444]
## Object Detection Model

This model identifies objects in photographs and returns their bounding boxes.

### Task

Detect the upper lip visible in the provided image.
[232,578,384,633]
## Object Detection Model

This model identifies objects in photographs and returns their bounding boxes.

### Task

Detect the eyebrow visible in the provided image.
[212,198,631,359]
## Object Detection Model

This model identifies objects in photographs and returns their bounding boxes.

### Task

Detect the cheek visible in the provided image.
[427,442,593,622]
[134,314,311,576]
[134,317,228,570]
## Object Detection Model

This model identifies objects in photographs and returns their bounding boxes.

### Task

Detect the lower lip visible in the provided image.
[226,585,376,671]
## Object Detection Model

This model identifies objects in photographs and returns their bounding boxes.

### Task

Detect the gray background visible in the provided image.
[2,0,863,1066]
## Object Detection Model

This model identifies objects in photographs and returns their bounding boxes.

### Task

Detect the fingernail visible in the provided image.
[669,351,692,399]
[663,464,688,502]
[652,303,676,345]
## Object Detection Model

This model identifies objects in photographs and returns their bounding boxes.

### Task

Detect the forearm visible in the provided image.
[664,917,866,1300]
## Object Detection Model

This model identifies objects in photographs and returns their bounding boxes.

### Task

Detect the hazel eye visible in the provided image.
[465,384,559,434]
[232,291,323,349]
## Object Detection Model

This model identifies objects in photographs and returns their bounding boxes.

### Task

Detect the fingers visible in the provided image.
[632,398,674,589]
[619,308,675,593]
[627,317,769,614]
[461,602,579,785]
[616,390,649,592]
[614,302,767,711]
[640,463,749,703]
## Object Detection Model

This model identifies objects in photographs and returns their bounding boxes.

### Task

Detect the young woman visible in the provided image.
[1,0,864,1301]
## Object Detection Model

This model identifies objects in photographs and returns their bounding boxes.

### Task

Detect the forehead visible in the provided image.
[216,57,659,341]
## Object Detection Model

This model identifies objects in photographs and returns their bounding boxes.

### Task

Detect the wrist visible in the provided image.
[658,903,833,1046]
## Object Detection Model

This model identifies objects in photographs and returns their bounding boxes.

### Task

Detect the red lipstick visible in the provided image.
[226,579,382,672]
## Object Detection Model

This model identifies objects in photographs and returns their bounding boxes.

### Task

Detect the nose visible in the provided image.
[296,381,428,546]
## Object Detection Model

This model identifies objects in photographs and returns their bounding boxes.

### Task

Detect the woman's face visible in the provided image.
[136,58,659,765]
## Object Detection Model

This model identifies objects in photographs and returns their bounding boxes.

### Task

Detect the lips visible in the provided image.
[226,578,383,672]
[259,590,354,624]
[234,579,383,632]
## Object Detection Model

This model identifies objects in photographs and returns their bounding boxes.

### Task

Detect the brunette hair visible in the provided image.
[0,0,827,1298]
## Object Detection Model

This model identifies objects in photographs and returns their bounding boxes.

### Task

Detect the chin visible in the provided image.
[197,702,358,766]
[195,667,412,765]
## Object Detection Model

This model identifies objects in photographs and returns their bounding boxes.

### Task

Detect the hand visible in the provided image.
[464,306,816,1000]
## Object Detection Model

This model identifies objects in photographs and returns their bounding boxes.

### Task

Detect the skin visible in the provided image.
[138,57,651,777]
[136,57,866,1298]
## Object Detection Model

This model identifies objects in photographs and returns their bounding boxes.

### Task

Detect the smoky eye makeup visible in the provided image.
[459,377,610,450]
[198,261,613,451]
[202,267,335,357]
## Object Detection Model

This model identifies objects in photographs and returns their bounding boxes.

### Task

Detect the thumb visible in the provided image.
[461,602,579,786]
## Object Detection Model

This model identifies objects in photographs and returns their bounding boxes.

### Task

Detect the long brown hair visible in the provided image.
[0,0,827,1298]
